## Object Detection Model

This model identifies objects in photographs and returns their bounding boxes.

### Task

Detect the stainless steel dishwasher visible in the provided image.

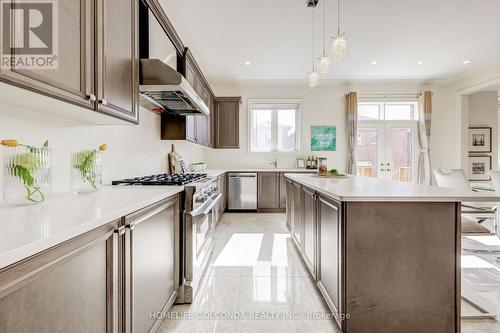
[228,173,257,210]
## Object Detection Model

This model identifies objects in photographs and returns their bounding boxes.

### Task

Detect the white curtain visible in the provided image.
[417,91,432,184]
[346,92,358,174]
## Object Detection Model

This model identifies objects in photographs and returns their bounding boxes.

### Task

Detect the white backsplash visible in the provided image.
[0,103,206,195]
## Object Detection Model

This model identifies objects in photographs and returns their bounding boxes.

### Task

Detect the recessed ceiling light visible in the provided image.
[417,60,424,65]
[244,61,251,66]
[463,60,471,65]
[371,60,377,65]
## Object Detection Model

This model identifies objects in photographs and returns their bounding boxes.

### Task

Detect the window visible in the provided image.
[358,101,418,121]
[249,101,300,152]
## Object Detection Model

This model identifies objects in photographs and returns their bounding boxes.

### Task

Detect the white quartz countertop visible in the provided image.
[285,173,500,202]
[0,185,183,270]
[206,168,316,177]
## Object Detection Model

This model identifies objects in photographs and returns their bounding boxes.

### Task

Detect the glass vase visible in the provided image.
[2,145,52,206]
[71,149,102,193]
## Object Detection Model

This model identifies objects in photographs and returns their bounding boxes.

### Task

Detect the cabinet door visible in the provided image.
[302,186,316,278]
[279,173,287,208]
[186,116,196,143]
[0,222,119,333]
[286,179,294,233]
[257,173,280,209]
[317,195,343,326]
[223,174,228,211]
[96,0,139,123]
[125,195,179,333]
[215,97,240,148]
[0,0,94,108]
[292,182,302,247]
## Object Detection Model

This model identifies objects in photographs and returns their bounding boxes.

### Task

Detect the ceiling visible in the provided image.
[161,0,500,82]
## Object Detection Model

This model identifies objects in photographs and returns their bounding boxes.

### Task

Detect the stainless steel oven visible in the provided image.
[180,181,221,303]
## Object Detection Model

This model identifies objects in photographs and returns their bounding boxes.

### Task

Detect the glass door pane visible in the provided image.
[387,126,416,183]
[356,127,383,178]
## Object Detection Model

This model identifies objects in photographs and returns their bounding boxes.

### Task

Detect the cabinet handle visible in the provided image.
[87,94,97,102]
[114,225,126,236]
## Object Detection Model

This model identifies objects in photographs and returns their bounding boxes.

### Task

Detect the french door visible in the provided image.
[356,121,418,183]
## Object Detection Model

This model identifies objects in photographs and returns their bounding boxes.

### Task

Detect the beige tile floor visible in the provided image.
[158,213,499,333]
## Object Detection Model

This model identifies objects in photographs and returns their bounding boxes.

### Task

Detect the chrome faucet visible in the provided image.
[269,159,278,169]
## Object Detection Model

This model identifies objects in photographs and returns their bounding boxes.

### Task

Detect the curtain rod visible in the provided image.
[347,92,433,97]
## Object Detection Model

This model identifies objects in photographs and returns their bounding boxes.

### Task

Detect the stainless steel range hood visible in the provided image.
[139,59,209,116]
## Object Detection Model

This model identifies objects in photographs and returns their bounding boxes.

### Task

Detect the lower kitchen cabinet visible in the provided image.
[285,179,294,232]
[285,180,343,330]
[292,182,302,247]
[279,173,287,208]
[317,195,343,328]
[0,194,180,333]
[0,221,120,333]
[124,195,180,333]
[302,186,317,278]
[257,173,280,209]
[215,173,227,224]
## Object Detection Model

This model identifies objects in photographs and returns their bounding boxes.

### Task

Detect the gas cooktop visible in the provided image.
[112,173,207,186]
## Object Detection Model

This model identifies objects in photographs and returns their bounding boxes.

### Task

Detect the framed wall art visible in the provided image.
[468,155,492,181]
[311,126,336,151]
[469,127,492,153]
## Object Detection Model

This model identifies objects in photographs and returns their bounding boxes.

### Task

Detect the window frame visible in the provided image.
[358,101,418,121]
[247,99,302,154]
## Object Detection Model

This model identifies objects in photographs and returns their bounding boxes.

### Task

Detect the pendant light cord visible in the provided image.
[322,0,326,56]
[312,7,315,70]
[337,0,341,36]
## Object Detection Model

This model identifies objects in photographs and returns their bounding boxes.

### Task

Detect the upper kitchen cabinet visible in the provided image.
[0,0,94,109]
[96,0,139,123]
[0,0,139,123]
[214,97,242,149]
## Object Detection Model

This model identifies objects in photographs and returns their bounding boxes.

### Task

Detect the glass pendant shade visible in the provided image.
[318,56,330,74]
[308,71,319,88]
[332,35,347,60]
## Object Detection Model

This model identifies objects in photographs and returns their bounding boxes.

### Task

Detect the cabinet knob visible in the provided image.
[100,98,108,106]
[87,94,97,102]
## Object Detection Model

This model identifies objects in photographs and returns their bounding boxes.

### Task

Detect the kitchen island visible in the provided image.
[284,173,499,333]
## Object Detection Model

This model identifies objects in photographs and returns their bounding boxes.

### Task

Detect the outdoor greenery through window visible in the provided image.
[249,101,300,152]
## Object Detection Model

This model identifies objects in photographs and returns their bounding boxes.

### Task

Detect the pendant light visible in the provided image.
[331,0,347,61]
[308,6,319,88]
[317,0,330,74]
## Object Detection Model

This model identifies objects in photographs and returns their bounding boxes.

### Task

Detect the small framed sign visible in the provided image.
[469,127,492,153]
[311,126,336,151]
[468,155,492,181]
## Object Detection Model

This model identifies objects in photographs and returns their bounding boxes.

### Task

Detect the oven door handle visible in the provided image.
[190,193,223,217]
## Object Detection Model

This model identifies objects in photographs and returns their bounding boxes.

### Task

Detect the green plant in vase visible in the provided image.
[1,139,49,203]
[73,144,107,190]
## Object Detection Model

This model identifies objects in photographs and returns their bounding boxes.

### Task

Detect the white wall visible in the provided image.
[0,100,206,194]
[467,91,499,170]
[208,81,458,172]
[445,62,500,171]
